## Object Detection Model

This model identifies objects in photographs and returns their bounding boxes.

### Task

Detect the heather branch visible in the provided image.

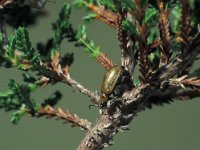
[62,73,100,104]
[76,25,114,70]
[172,90,200,100]
[38,105,92,131]
[151,89,200,104]
[149,28,200,83]
[144,76,200,107]
[133,2,150,82]
[169,76,200,90]
[0,26,100,105]
[147,89,200,107]
[178,0,191,76]
[157,0,171,65]
[96,53,114,70]
[180,0,191,46]
[117,10,135,73]
[137,24,150,82]
[38,63,100,105]
[146,76,200,106]
[84,2,119,28]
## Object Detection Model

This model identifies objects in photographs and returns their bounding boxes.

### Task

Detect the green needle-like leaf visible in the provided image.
[11,104,27,124]
[83,13,97,23]
[144,7,158,25]
[76,25,101,58]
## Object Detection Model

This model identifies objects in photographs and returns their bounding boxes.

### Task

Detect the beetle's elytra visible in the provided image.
[100,65,133,102]
[102,65,122,95]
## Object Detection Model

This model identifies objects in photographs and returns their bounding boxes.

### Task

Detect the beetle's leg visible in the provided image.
[88,104,99,109]
[99,102,107,109]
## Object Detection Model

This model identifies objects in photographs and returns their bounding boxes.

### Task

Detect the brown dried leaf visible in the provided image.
[36,76,50,87]
[38,105,92,131]
[51,52,60,71]
[180,0,191,45]
[117,12,135,73]
[158,9,171,65]
[96,53,114,70]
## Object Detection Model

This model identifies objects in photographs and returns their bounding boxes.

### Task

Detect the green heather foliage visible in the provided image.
[52,3,76,49]
[0,2,78,124]
[76,25,101,57]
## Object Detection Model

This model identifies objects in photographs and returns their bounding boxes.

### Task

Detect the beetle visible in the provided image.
[100,65,133,103]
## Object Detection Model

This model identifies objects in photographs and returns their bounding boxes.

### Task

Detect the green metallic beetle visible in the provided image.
[100,65,133,102]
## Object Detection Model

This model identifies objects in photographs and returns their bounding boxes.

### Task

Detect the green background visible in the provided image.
[1,0,200,149]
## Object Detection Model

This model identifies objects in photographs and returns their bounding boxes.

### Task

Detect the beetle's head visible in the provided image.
[100,93,109,102]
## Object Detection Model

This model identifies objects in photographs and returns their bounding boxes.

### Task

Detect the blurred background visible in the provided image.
[0,0,200,150]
